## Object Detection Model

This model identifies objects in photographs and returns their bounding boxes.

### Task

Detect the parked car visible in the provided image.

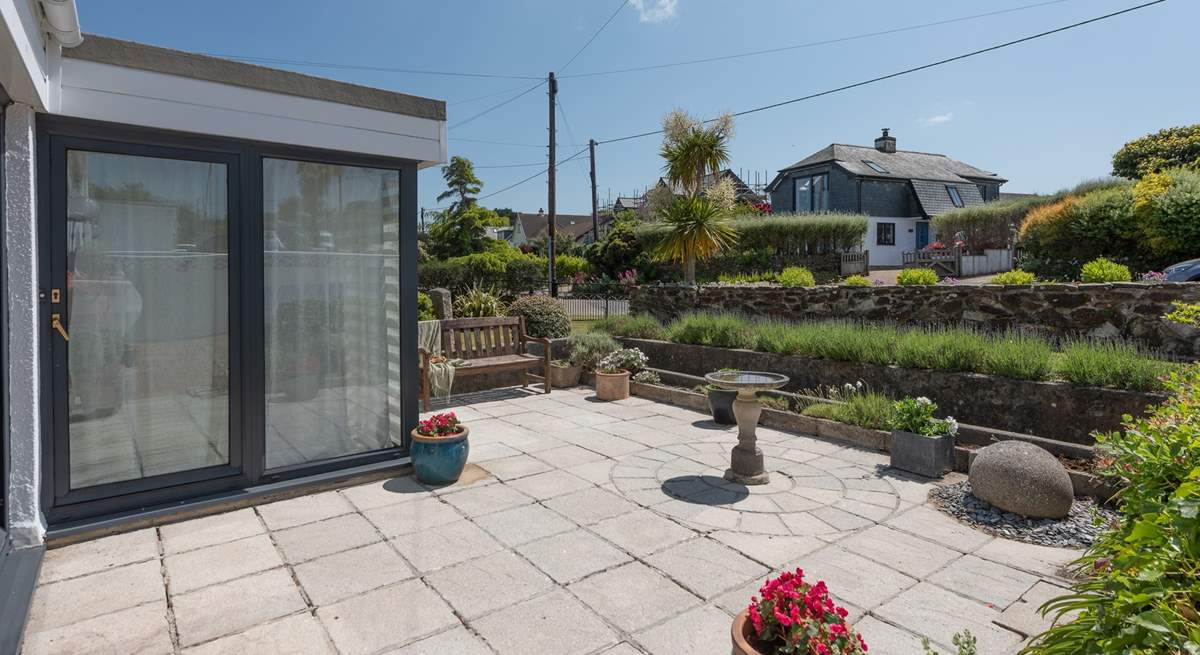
[1164,258,1200,281]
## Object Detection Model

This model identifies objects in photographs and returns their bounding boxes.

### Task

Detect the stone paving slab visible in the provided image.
[24,387,1080,654]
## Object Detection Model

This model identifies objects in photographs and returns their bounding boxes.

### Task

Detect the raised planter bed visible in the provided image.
[616,337,1164,445]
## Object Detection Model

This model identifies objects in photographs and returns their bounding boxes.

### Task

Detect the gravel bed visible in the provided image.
[929,481,1119,549]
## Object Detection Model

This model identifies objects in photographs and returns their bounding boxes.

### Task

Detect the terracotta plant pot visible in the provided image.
[549,363,582,388]
[410,426,470,485]
[594,370,630,401]
[731,609,768,655]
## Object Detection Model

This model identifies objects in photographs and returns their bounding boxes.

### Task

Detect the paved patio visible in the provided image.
[23,387,1080,654]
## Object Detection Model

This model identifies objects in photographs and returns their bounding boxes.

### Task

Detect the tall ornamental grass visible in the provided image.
[598,312,1169,391]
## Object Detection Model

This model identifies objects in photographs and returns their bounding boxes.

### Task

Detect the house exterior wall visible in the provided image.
[3,103,43,547]
[868,216,923,267]
[0,0,54,109]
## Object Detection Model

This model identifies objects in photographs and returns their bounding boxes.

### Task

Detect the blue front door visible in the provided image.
[916,222,930,249]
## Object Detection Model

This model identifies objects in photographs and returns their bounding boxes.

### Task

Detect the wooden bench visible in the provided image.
[418,316,551,411]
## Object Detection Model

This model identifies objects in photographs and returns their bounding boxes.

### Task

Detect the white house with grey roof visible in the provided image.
[0,2,445,643]
[767,129,1007,266]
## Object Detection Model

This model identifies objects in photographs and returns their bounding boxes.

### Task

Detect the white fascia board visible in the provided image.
[58,59,447,165]
[0,0,54,108]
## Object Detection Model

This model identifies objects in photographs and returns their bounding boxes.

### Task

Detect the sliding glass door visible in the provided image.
[41,119,413,523]
[262,159,402,470]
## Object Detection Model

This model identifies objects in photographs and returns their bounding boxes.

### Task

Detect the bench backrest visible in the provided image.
[439,317,526,360]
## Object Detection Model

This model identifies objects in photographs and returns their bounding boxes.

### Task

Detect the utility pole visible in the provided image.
[589,139,599,243]
[547,71,558,297]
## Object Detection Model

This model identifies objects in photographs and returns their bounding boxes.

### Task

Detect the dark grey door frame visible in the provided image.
[37,115,420,525]
[1,82,10,539]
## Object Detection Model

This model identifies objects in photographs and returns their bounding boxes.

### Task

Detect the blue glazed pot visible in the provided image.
[410,426,470,485]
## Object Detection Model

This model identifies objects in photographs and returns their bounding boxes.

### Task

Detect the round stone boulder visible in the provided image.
[969,441,1074,519]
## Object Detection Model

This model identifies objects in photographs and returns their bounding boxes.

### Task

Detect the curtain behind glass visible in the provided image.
[263,159,400,468]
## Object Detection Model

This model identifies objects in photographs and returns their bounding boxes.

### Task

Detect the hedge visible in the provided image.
[635,212,868,257]
[418,253,587,294]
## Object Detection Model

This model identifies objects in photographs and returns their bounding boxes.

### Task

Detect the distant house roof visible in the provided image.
[517,212,602,241]
[656,169,764,203]
[613,196,644,212]
[999,192,1039,203]
[770,143,1006,191]
[910,180,985,217]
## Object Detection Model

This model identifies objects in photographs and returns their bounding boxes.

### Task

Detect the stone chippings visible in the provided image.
[930,481,1118,549]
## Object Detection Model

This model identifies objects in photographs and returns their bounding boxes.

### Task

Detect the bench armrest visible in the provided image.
[418,347,430,369]
[521,334,551,352]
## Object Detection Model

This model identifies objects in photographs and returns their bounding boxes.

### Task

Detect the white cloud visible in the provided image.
[629,0,678,23]
[919,112,955,127]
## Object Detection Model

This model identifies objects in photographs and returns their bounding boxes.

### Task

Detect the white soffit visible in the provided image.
[57,58,447,166]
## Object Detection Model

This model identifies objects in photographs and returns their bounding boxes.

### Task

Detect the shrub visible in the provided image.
[453,284,505,318]
[637,212,869,259]
[597,347,648,374]
[841,274,872,287]
[554,254,589,281]
[745,569,868,654]
[1056,340,1168,391]
[932,202,1017,252]
[666,313,756,350]
[892,328,987,373]
[631,369,661,384]
[507,294,570,339]
[896,268,938,286]
[593,314,666,340]
[798,382,894,430]
[1079,257,1132,283]
[1070,184,1137,250]
[814,323,897,366]
[888,397,957,437]
[982,333,1054,380]
[567,332,619,369]
[1111,123,1200,178]
[417,291,436,321]
[1018,197,1088,278]
[1166,301,1200,327]
[1143,168,1200,260]
[991,269,1036,285]
[717,271,777,284]
[501,256,544,295]
[778,266,816,288]
[1023,366,1200,655]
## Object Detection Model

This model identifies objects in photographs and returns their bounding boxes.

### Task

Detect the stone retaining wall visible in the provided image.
[619,337,1165,444]
[630,283,1200,358]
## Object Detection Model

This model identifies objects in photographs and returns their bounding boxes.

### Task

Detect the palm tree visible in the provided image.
[660,111,733,198]
[656,196,737,285]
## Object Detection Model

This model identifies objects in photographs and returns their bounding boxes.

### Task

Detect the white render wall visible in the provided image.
[865,217,922,268]
[0,0,54,108]
[3,103,44,548]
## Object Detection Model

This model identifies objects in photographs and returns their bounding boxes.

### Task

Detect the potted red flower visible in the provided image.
[410,412,470,485]
[732,568,868,655]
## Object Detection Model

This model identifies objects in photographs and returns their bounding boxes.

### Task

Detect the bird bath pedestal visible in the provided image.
[704,371,790,485]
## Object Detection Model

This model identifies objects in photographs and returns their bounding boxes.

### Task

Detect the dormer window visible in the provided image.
[862,160,889,174]
[946,185,964,207]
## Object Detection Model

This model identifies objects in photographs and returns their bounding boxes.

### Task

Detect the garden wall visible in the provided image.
[630,282,1200,358]
[617,337,1165,444]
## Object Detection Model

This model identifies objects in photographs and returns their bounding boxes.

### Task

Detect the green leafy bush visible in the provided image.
[1142,168,1200,260]
[592,314,666,340]
[597,347,648,374]
[665,313,756,350]
[507,294,570,339]
[888,397,956,437]
[1022,366,1200,655]
[1057,340,1169,390]
[933,198,1026,252]
[841,275,872,287]
[1111,123,1200,178]
[896,268,939,286]
[631,369,661,384]
[637,212,868,259]
[798,382,894,430]
[502,256,544,294]
[1070,184,1137,253]
[991,269,1036,285]
[1080,257,1132,283]
[778,266,816,288]
[567,332,619,369]
[417,291,436,321]
[453,284,505,318]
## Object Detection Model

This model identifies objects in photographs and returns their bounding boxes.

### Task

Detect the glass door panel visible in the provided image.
[64,150,231,489]
[262,158,400,469]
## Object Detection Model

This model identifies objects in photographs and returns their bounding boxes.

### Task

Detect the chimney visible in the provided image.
[874,128,896,154]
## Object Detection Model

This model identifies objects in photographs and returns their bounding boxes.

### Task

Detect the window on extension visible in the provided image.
[946,185,964,208]
[862,160,889,174]
[876,222,896,246]
[793,173,829,212]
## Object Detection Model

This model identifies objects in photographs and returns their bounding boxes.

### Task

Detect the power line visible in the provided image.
[555,97,593,182]
[450,80,546,130]
[597,0,1167,145]
[560,0,628,72]
[475,161,546,169]
[478,147,589,202]
[203,52,542,80]
[453,137,547,148]
[449,84,537,106]
[561,0,1074,79]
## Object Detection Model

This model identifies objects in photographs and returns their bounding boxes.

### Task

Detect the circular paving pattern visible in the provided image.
[609,437,906,536]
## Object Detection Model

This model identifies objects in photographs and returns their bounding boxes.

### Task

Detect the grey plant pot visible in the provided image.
[708,388,737,425]
[890,430,954,479]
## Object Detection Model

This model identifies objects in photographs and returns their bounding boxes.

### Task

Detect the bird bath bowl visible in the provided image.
[704,371,790,485]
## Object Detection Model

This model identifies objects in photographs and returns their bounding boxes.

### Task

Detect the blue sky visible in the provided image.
[78,0,1197,215]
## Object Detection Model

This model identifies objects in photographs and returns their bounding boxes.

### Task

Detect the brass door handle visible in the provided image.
[51,313,70,342]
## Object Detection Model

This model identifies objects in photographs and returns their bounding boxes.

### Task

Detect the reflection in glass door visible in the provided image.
[262,158,401,469]
[62,150,231,489]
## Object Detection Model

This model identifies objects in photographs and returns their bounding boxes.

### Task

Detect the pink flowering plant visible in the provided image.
[747,568,868,654]
[414,412,463,438]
